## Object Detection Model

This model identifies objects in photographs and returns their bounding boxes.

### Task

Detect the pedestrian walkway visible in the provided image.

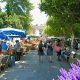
[0,50,70,80]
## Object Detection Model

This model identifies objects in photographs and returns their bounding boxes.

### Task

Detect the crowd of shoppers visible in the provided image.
[38,39,62,62]
[37,38,80,63]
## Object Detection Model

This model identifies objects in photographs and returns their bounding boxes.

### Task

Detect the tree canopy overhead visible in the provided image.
[41,0,80,22]
[40,0,80,37]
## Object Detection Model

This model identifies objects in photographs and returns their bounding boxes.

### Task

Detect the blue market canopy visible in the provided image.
[0,32,9,40]
[8,35,20,38]
[0,28,26,38]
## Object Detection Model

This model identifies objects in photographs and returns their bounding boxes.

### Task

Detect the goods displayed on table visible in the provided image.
[30,38,40,50]
[8,49,15,56]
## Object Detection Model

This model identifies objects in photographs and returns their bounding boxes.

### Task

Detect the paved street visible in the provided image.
[0,50,70,80]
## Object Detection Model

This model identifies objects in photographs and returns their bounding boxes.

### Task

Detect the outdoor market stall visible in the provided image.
[0,54,10,71]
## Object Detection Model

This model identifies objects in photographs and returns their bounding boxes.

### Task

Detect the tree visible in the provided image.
[0,0,33,30]
[0,11,23,29]
[44,16,77,37]
[0,11,4,28]
[1,0,33,15]
[40,0,80,37]
[40,0,80,47]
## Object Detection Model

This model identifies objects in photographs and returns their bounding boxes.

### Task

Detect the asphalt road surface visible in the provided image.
[0,50,70,80]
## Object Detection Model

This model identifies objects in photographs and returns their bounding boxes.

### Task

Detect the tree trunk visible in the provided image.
[71,34,74,49]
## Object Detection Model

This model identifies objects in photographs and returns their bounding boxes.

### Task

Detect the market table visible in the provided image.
[0,55,10,71]
[21,44,32,54]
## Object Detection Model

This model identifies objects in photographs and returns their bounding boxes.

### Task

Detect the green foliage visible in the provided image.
[0,12,7,28]
[5,0,33,16]
[0,0,33,30]
[44,16,71,37]
[0,12,22,28]
[40,0,80,37]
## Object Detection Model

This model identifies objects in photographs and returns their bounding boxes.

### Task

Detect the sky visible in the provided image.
[0,2,6,11]
[0,0,48,26]
[30,0,48,26]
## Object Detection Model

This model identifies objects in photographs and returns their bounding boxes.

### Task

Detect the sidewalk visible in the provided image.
[0,50,70,80]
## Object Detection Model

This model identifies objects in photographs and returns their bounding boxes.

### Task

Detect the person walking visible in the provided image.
[38,41,44,62]
[47,41,53,62]
[54,42,62,61]
[15,40,21,61]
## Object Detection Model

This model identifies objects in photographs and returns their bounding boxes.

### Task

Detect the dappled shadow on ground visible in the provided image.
[0,50,70,80]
